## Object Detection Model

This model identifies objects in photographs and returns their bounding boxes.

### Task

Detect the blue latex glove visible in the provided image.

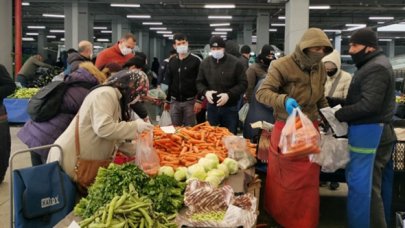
[285,98,299,115]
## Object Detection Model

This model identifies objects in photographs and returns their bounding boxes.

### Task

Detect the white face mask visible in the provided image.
[119,44,132,56]
[211,50,224,60]
[176,45,188,54]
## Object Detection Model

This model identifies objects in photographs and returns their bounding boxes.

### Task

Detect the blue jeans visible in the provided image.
[207,104,238,134]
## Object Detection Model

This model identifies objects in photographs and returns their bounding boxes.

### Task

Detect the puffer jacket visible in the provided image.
[17,63,105,160]
[67,52,91,73]
[245,62,268,102]
[256,28,333,121]
[322,50,352,99]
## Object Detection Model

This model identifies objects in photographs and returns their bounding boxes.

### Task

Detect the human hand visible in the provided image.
[135,119,153,133]
[194,102,202,113]
[216,93,229,106]
[285,98,299,115]
[205,90,217,104]
[163,103,170,111]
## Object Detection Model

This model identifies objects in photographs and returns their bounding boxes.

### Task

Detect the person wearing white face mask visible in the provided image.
[95,33,136,70]
[196,36,247,134]
[163,33,203,126]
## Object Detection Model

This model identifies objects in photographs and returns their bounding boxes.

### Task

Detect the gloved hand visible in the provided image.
[135,119,153,133]
[217,93,229,106]
[285,98,299,115]
[205,90,217,104]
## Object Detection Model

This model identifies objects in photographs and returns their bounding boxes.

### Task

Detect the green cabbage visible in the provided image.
[205,153,220,164]
[217,163,230,177]
[223,158,239,174]
[187,164,207,180]
[158,166,175,177]
[174,167,187,181]
[205,175,221,188]
[207,169,226,182]
[198,157,218,172]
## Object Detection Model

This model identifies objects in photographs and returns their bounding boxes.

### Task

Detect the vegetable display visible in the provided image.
[8,88,39,99]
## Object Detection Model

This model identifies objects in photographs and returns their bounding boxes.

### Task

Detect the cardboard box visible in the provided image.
[223,167,255,193]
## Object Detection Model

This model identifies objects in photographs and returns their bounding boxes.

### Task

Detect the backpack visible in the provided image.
[27,81,94,122]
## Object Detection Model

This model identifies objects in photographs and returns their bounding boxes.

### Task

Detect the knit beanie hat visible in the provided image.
[240,45,251,54]
[209,36,226,48]
[349,28,378,48]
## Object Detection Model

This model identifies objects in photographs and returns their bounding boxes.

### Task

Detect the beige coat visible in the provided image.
[256,28,333,121]
[322,50,352,99]
[47,86,140,178]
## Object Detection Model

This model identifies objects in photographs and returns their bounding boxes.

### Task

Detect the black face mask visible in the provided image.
[326,68,338,77]
[350,47,367,65]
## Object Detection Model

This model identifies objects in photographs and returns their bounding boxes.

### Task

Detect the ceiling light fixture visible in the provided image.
[93,26,107,30]
[271,23,285,27]
[377,22,385,24]
[269,28,277,32]
[142,22,163,25]
[27,25,45,29]
[110,3,140,7]
[127,15,151,19]
[60,38,65,41]
[345,23,366,27]
[323,29,342,33]
[46,35,56,38]
[204,4,235,9]
[22,37,34,41]
[369,16,394,20]
[26,32,39,36]
[22,2,30,6]
[42,13,65,18]
[94,46,103,49]
[278,16,286,20]
[50,30,65,33]
[210,23,230,27]
[149,27,167,30]
[157,31,172,34]
[101,30,112,33]
[212,31,227,35]
[97,38,110,42]
[345,25,366,31]
[208,16,232,19]
[379,38,392,42]
[309,5,331,10]
[215,28,232,31]
[378,24,405,32]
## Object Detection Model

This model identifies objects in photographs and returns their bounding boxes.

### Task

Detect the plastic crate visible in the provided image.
[393,141,405,171]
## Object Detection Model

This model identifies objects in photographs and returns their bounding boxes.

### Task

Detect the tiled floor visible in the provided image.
[2,125,349,228]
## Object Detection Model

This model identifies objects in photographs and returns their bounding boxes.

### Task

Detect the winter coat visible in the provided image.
[256,28,333,121]
[67,52,91,73]
[17,63,105,160]
[245,63,268,102]
[47,86,143,179]
[17,56,52,80]
[95,43,134,70]
[0,65,16,105]
[322,50,352,99]
[196,53,247,107]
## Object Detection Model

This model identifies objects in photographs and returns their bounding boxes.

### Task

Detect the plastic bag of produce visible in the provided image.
[223,136,248,160]
[159,110,172,126]
[310,134,349,172]
[238,103,249,124]
[279,108,320,158]
[148,88,167,100]
[135,131,160,176]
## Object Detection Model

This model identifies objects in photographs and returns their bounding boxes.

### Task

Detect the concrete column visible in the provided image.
[243,22,252,45]
[112,17,130,43]
[64,1,89,49]
[37,30,46,57]
[141,31,150,57]
[388,40,395,58]
[237,32,243,45]
[88,15,94,43]
[256,11,270,53]
[0,0,12,74]
[150,37,158,63]
[334,32,342,53]
[284,0,309,54]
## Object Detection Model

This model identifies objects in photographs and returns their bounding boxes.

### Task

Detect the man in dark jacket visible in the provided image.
[164,33,203,126]
[0,64,16,183]
[334,28,396,228]
[196,36,247,134]
[67,40,93,73]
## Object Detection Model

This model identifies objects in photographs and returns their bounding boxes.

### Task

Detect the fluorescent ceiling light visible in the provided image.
[101,30,112,33]
[93,26,107,30]
[27,25,45,29]
[346,23,366,27]
[26,32,39,36]
[210,23,230,27]
[323,29,342,33]
[378,24,405,32]
[269,28,277,32]
[208,16,232,19]
[94,46,103,49]
[42,13,65,18]
[377,22,385,24]
[46,35,56,38]
[345,25,366,31]
[204,4,235,9]
[309,5,330,10]
[156,31,172,34]
[142,22,162,25]
[127,15,151,19]
[379,39,392,42]
[252,35,257,38]
[60,38,65,41]
[22,37,34,41]
[149,27,167,30]
[271,23,285,27]
[212,31,227,35]
[163,34,173,38]
[50,29,65,33]
[369,16,394,20]
[278,16,286,20]
[97,38,109,42]
[22,2,30,6]
[110,3,140,7]
[215,28,232,31]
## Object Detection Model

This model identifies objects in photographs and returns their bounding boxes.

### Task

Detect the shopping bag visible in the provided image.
[257,129,271,161]
[135,131,160,176]
[238,103,249,124]
[279,108,320,158]
[159,110,172,126]
[310,134,349,172]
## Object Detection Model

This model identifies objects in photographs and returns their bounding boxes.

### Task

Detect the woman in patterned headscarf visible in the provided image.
[47,69,153,180]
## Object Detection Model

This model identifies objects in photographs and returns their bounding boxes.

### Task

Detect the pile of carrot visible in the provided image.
[281,116,320,158]
[150,122,256,168]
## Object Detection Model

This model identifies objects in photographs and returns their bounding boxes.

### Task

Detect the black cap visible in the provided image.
[240,45,251,54]
[349,28,378,48]
[209,36,226,48]
[260,44,272,56]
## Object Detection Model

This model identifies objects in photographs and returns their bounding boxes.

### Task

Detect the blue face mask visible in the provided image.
[211,50,224,60]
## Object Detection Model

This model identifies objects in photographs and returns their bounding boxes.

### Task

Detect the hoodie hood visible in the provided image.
[225,40,241,57]
[322,49,341,77]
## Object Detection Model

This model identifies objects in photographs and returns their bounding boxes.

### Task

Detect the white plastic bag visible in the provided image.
[310,134,349,172]
[238,103,249,124]
[135,131,160,176]
[159,110,172,126]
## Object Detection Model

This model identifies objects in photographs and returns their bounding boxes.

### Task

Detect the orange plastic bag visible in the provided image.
[278,108,320,158]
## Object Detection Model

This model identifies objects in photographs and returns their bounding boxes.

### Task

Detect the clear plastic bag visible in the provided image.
[223,136,256,169]
[310,134,349,172]
[135,131,160,176]
[279,108,321,158]
[148,88,167,100]
[238,103,249,124]
[159,110,172,126]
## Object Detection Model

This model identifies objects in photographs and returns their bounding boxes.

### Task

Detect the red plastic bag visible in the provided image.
[278,108,320,158]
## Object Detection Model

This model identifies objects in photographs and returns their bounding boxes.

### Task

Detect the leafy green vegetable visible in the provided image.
[190,211,226,221]
[174,167,187,181]
[8,88,39,99]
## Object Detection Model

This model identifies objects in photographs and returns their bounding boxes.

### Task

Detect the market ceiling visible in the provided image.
[21,0,405,48]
